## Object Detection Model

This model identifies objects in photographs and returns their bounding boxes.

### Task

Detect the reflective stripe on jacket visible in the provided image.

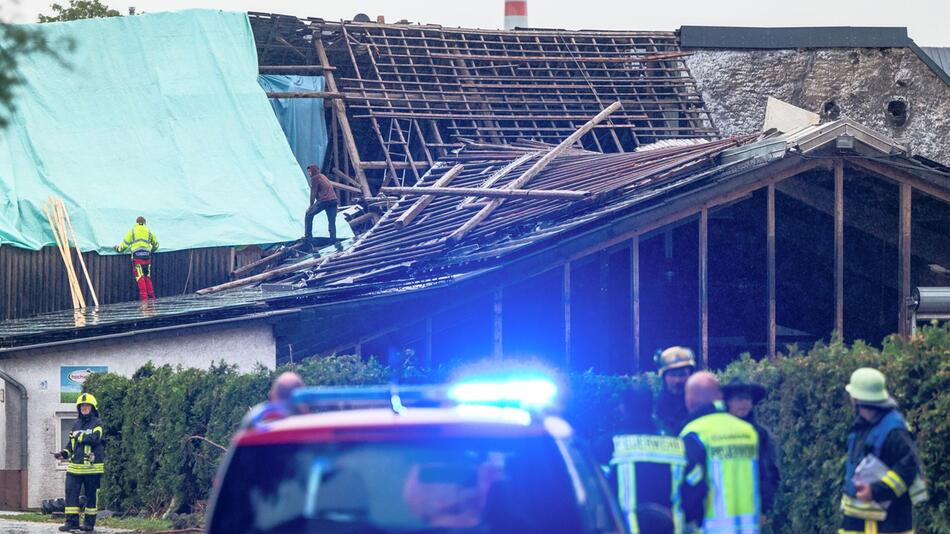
[60,415,105,475]
[117,223,158,256]
[681,411,761,534]
[611,433,687,534]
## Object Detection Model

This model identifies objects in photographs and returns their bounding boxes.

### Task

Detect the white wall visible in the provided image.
[0,319,276,509]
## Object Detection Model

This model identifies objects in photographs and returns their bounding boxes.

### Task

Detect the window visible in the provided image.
[56,413,77,468]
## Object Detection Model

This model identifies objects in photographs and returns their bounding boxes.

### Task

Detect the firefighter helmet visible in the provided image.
[76,392,98,410]
[656,346,696,376]
[845,368,891,405]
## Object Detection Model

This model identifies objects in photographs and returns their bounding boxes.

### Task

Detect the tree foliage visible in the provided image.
[0,23,57,127]
[83,325,950,532]
[38,0,120,23]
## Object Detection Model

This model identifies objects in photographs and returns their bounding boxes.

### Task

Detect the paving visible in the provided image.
[0,515,131,533]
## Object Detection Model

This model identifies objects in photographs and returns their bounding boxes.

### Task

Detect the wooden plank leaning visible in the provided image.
[393,164,464,229]
[446,101,623,245]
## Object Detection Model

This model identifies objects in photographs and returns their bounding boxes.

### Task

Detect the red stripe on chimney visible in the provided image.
[505,1,528,16]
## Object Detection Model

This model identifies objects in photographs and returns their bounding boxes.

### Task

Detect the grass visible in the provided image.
[0,512,175,532]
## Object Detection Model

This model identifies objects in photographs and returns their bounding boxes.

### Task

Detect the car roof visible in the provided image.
[235,405,573,446]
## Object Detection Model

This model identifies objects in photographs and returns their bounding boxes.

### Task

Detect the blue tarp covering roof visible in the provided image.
[0,10,348,253]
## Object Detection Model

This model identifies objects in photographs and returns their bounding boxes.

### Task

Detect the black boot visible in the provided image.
[59,524,79,532]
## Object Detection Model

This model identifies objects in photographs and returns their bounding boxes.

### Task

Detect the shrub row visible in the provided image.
[83,323,950,532]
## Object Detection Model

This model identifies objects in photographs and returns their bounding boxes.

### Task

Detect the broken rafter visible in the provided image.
[427,51,692,63]
[447,101,622,245]
[383,186,590,200]
[395,164,464,229]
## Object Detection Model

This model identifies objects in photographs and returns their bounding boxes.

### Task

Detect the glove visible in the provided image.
[53,451,63,460]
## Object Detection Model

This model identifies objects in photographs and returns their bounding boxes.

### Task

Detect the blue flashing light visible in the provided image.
[447,378,558,409]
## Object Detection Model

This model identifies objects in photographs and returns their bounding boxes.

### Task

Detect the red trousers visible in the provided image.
[132,259,156,301]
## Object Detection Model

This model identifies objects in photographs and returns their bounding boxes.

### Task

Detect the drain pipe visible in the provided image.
[0,369,28,503]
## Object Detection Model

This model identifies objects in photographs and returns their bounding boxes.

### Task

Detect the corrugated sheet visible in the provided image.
[0,246,235,320]
[922,47,950,77]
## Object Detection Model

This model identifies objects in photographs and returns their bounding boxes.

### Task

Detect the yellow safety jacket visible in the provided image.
[681,411,761,534]
[60,415,105,475]
[117,223,159,259]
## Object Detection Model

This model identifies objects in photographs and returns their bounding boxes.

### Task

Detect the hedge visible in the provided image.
[83,323,950,532]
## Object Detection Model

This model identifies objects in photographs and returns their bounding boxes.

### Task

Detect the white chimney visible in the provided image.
[504,0,527,30]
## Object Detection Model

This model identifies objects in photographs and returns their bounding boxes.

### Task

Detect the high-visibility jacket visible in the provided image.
[611,433,687,534]
[681,409,761,534]
[60,414,105,475]
[117,223,159,259]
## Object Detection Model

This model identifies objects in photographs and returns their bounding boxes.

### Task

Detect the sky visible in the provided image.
[4,0,950,46]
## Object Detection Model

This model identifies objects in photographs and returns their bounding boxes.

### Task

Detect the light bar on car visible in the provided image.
[447,378,558,409]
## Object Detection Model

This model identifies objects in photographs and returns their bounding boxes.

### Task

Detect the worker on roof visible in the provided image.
[654,346,696,436]
[679,372,761,533]
[304,164,340,250]
[240,371,306,429]
[54,392,105,532]
[597,382,686,534]
[840,368,927,534]
[114,216,159,301]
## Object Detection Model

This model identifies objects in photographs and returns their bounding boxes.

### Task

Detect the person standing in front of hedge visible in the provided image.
[54,393,105,532]
[840,368,928,534]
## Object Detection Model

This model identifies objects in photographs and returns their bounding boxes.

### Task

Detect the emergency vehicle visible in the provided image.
[207,377,627,533]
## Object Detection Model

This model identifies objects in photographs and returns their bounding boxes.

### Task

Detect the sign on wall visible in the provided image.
[60,366,108,403]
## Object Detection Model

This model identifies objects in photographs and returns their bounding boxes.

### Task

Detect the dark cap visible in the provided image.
[722,378,767,403]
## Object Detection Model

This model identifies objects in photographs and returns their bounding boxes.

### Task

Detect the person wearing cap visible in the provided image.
[654,346,696,436]
[723,378,781,520]
[596,383,686,534]
[304,163,339,249]
[840,367,926,534]
[240,371,306,430]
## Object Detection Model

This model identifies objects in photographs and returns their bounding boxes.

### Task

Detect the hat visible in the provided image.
[845,368,895,406]
[722,378,766,403]
[656,346,696,376]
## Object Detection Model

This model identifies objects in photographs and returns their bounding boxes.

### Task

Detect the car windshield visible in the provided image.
[209,435,586,534]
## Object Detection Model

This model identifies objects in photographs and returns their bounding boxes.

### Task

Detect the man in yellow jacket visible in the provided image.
[115,216,159,301]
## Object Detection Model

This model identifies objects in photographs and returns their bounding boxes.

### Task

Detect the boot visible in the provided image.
[59,524,79,532]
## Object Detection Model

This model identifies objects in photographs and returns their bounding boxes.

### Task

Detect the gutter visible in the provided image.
[0,308,301,356]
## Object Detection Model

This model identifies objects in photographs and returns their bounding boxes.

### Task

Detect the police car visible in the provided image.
[207,377,627,533]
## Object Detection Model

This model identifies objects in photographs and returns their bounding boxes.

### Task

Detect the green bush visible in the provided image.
[82,325,949,533]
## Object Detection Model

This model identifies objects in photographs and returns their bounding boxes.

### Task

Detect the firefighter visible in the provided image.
[602,383,685,534]
[840,368,927,534]
[115,216,159,301]
[54,393,105,532]
[654,346,696,435]
[680,372,761,533]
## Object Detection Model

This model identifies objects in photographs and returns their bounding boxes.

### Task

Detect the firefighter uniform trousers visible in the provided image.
[65,472,101,528]
[132,259,155,301]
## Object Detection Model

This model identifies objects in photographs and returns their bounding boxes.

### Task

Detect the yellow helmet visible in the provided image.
[656,346,696,376]
[76,392,98,411]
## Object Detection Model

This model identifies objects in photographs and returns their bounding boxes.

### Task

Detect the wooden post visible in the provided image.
[835,160,844,337]
[898,183,912,338]
[767,184,776,358]
[699,209,708,368]
[448,102,622,244]
[425,317,434,367]
[314,36,373,199]
[563,262,572,368]
[493,288,504,360]
[631,236,640,372]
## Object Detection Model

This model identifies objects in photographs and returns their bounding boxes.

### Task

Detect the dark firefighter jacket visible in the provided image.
[60,414,105,475]
[654,388,690,436]
[841,409,918,533]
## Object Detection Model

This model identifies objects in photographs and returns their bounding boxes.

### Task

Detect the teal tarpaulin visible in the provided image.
[258,75,328,173]
[0,10,351,253]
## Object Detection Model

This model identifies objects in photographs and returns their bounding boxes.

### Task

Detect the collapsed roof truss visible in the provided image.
[249,13,718,191]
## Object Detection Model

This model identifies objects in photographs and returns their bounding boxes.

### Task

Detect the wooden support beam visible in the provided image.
[314,37,373,199]
[383,186,590,200]
[631,237,640,372]
[563,262,572,368]
[259,65,336,72]
[459,151,541,208]
[899,183,912,339]
[328,180,361,193]
[448,101,622,244]
[493,288,504,360]
[360,161,430,170]
[767,184,776,359]
[835,160,844,337]
[394,164,465,229]
[849,158,950,205]
[699,208,708,368]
